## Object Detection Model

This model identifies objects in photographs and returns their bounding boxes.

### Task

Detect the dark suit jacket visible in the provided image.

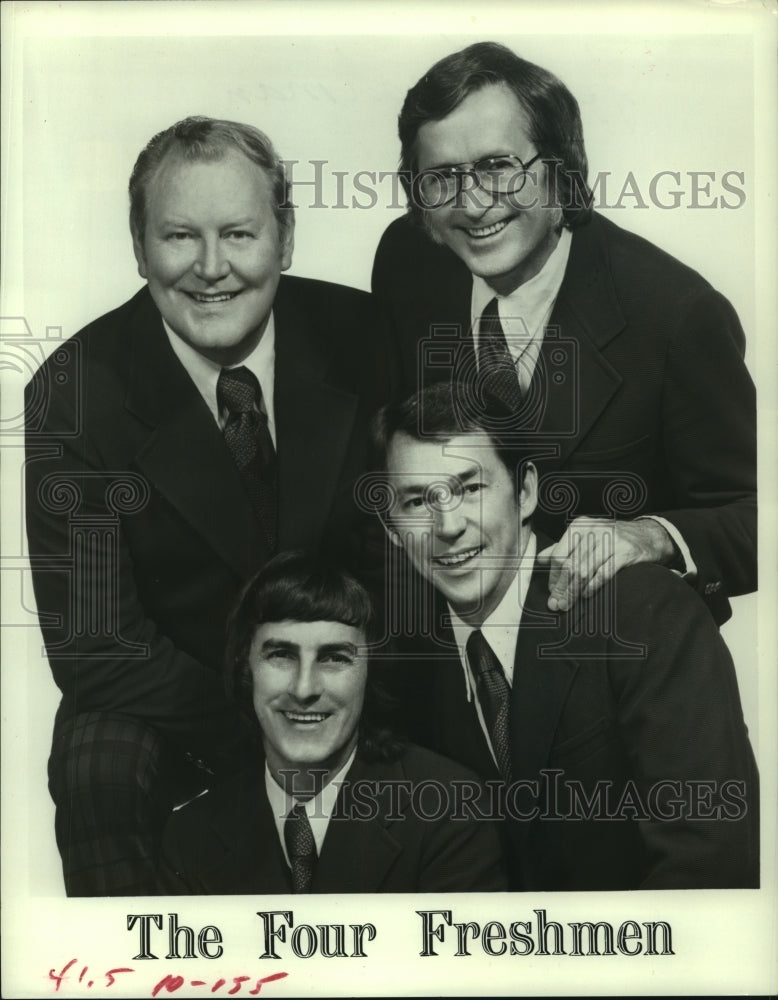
[159,744,507,893]
[25,276,388,771]
[372,212,757,622]
[389,558,759,890]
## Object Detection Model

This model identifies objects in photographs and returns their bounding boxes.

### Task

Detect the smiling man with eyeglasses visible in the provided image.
[372,41,756,628]
[413,151,545,213]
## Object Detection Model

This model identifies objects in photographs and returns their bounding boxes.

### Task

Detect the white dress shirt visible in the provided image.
[264,748,357,867]
[162,315,277,446]
[471,229,572,394]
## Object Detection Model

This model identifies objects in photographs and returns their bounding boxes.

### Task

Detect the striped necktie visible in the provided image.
[284,802,317,893]
[478,296,522,413]
[466,628,513,782]
[217,366,277,551]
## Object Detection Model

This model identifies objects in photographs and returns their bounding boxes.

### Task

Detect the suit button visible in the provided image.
[196,758,205,769]
[184,752,194,762]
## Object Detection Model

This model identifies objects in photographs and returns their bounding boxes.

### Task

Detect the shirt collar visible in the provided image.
[449,532,537,697]
[161,312,276,440]
[471,227,572,332]
[264,746,357,863]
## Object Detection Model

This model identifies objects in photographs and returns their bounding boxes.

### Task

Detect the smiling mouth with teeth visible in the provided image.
[467,219,510,239]
[282,711,331,724]
[185,291,241,304]
[434,546,482,568]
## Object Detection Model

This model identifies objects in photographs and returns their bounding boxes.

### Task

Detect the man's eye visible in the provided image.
[225,230,255,241]
[321,653,353,666]
[421,167,458,182]
[402,497,428,512]
[167,232,194,241]
[465,482,485,495]
[483,156,516,170]
[266,649,294,661]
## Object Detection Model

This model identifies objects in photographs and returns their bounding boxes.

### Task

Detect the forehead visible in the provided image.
[386,432,510,485]
[250,619,366,652]
[416,82,533,169]
[145,147,274,219]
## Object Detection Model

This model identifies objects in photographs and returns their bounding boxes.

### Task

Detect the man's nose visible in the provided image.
[434,504,467,541]
[455,175,499,218]
[288,660,323,702]
[193,236,230,283]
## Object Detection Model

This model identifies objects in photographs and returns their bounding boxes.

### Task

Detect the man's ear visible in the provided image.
[380,514,403,550]
[519,461,538,522]
[279,215,295,272]
[131,229,148,280]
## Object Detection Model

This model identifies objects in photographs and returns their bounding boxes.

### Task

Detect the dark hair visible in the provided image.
[225,550,403,763]
[371,380,531,499]
[129,115,293,244]
[398,41,592,228]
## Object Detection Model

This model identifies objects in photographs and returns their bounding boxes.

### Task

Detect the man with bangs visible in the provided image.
[25,116,388,895]
[160,551,506,894]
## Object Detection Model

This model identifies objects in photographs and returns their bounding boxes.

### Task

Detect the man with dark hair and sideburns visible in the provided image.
[368,381,758,890]
[159,550,506,894]
[372,41,756,627]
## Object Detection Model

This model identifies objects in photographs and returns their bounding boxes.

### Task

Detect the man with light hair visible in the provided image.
[25,116,387,894]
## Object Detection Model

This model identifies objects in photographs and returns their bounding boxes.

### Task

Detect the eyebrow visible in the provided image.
[159,217,257,228]
[259,639,358,657]
[317,643,358,657]
[397,464,482,499]
[260,639,299,654]
[421,151,524,172]
[420,156,488,174]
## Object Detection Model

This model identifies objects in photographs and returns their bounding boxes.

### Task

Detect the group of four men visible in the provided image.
[26,41,758,895]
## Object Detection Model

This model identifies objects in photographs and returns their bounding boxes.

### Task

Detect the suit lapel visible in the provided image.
[429,217,626,469]
[201,767,291,893]
[538,219,625,466]
[272,281,359,550]
[435,647,499,779]
[401,241,474,390]
[509,562,579,856]
[313,756,405,892]
[123,291,267,579]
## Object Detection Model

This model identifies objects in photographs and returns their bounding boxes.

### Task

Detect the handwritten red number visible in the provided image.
[105,968,134,987]
[211,979,226,992]
[49,959,77,992]
[249,973,288,996]
[151,974,185,997]
[228,977,251,995]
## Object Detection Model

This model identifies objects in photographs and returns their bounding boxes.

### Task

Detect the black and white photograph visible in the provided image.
[2,1,776,996]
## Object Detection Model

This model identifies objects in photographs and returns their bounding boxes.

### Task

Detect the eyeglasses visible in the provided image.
[413,152,544,209]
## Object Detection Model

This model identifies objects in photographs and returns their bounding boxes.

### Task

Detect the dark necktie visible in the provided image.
[217,366,277,552]
[284,802,317,893]
[466,629,513,783]
[478,297,522,413]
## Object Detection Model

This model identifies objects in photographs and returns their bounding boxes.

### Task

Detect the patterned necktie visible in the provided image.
[217,366,277,552]
[284,802,317,893]
[478,297,522,413]
[466,629,513,783]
